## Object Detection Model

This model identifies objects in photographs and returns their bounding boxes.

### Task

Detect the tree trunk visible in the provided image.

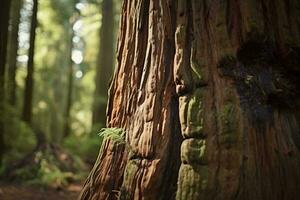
[92,0,115,127]
[7,0,22,106]
[80,0,300,200]
[0,0,11,166]
[63,25,75,138]
[22,0,38,124]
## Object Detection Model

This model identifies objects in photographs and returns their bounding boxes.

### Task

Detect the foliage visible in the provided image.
[3,104,36,163]
[63,132,102,163]
[1,0,121,189]
[98,128,125,144]
[10,145,87,188]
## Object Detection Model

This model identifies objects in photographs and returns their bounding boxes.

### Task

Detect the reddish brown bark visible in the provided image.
[80,0,300,199]
[175,1,300,199]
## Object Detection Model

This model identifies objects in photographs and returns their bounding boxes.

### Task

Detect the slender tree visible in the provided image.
[7,0,23,106]
[63,2,79,138]
[63,24,75,138]
[22,0,38,124]
[0,0,12,166]
[92,0,115,127]
[80,0,300,200]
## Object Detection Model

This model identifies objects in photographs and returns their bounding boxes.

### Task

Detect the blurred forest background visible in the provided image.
[0,0,121,193]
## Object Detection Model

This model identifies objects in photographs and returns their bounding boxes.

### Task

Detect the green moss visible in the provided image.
[219,103,236,134]
[123,159,139,182]
[185,89,204,137]
[181,139,207,165]
[217,102,238,147]
[176,164,208,200]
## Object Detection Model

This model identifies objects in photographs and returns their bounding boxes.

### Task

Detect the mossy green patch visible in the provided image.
[181,139,207,165]
[219,103,236,134]
[176,164,208,200]
[184,89,205,138]
[123,159,139,183]
[218,102,238,147]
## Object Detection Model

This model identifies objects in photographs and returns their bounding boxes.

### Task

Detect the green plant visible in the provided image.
[98,128,125,144]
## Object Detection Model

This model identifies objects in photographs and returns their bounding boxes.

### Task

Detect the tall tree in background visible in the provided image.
[22,0,38,124]
[7,0,23,106]
[92,0,115,127]
[62,0,79,138]
[0,0,11,166]
[80,0,300,200]
[63,21,75,138]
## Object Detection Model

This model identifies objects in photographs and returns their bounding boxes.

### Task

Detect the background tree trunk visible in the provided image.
[80,0,300,200]
[63,25,75,138]
[0,0,11,166]
[92,0,115,128]
[7,0,22,106]
[22,0,38,124]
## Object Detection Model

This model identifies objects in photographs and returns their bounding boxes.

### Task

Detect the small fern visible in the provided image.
[98,128,125,144]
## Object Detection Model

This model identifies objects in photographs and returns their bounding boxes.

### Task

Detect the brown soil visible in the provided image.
[0,183,81,200]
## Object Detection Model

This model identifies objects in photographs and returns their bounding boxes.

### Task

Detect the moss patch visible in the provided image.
[183,89,205,138]
[176,164,208,200]
[218,102,238,147]
[181,139,207,165]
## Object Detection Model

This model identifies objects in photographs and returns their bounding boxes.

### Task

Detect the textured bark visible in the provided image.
[22,0,38,124]
[81,0,300,200]
[175,1,300,199]
[92,0,115,127]
[0,0,11,166]
[7,0,22,106]
[80,1,181,199]
[79,139,127,200]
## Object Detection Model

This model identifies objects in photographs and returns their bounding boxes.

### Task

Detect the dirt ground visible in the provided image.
[0,183,82,200]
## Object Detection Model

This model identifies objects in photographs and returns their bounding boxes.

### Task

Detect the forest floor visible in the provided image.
[0,182,82,200]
